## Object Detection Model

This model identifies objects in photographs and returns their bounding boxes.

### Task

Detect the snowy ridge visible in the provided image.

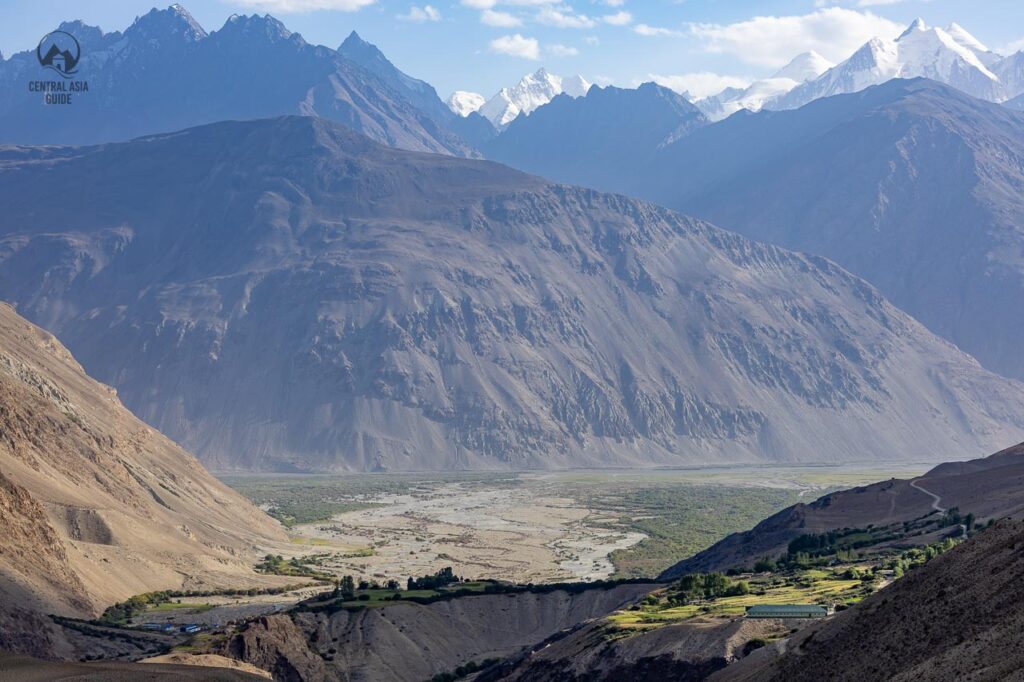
[471,68,592,128]
[446,91,486,118]
[697,52,832,121]
[696,20,1024,119]
[774,20,1008,110]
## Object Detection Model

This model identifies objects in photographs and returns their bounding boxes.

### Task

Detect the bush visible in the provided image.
[670,573,745,603]
[408,567,460,591]
[742,638,768,656]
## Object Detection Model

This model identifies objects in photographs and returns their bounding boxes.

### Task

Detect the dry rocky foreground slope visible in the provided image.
[0,302,288,660]
[212,582,655,682]
[2,115,1024,471]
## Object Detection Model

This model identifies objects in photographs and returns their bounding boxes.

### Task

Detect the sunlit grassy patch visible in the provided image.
[147,602,214,613]
[607,572,868,630]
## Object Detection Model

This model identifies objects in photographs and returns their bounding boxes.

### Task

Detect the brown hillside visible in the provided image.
[663,441,1024,578]
[0,302,288,655]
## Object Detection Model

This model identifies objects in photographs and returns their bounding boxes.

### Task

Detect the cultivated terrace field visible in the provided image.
[606,532,964,637]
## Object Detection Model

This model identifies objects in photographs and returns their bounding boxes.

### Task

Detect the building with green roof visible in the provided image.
[745,604,829,619]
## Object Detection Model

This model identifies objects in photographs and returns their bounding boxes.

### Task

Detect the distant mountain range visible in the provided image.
[484,82,707,194]
[1,115,1023,471]
[0,5,482,154]
[689,19,1024,120]
[696,52,834,121]
[649,79,1024,383]
[771,20,1010,111]
[447,68,592,128]
[485,78,1024,384]
[3,5,1024,472]
[440,19,1024,126]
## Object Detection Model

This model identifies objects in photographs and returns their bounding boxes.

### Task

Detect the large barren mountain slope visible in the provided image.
[0,302,287,654]
[1,116,1023,471]
[649,79,1024,382]
[661,441,1024,579]
[485,79,1024,382]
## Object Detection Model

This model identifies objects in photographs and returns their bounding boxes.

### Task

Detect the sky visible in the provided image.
[2,0,1023,99]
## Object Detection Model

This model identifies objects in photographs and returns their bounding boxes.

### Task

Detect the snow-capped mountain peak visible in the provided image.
[771,51,834,83]
[944,22,1002,67]
[560,74,591,98]
[898,18,928,40]
[946,22,988,53]
[895,21,999,84]
[446,91,486,117]
[773,19,1004,110]
[125,4,208,43]
[476,68,592,128]
[698,51,833,121]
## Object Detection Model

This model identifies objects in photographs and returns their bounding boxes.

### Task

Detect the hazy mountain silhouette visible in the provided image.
[0,6,476,155]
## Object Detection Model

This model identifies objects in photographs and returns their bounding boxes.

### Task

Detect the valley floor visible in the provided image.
[223,463,929,585]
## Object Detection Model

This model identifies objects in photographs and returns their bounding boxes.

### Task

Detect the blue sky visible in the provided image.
[2,0,1023,98]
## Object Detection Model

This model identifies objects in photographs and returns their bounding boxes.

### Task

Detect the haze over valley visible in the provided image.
[2,2,1024,680]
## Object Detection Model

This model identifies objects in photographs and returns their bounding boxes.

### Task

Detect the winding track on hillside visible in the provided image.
[910,479,946,512]
[911,479,967,539]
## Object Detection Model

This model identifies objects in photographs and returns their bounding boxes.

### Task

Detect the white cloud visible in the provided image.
[690,8,903,67]
[234,0,375,11]
[489,33,541,59]
[480,9,522,27]
[814,0,929,6]
[633,24,682,37]
[999,36,1024,54]
[461,0,559,7]
[584,35,600,46]
[548,43,579,57]
[646,72,752,99]
[536,6,596,29]
[603,11,632,26]
[398,4,440,22]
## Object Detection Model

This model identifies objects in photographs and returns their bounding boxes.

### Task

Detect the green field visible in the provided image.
[147,602,214,614]
[559,483,805,578]
[222,472,521,527]
[609,568,870,631]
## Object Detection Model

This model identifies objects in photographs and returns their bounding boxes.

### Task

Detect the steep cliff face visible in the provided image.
[1,116,1023,471]
[476,616,782,682]
[219,584,655,682]
[0,302,288,655]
